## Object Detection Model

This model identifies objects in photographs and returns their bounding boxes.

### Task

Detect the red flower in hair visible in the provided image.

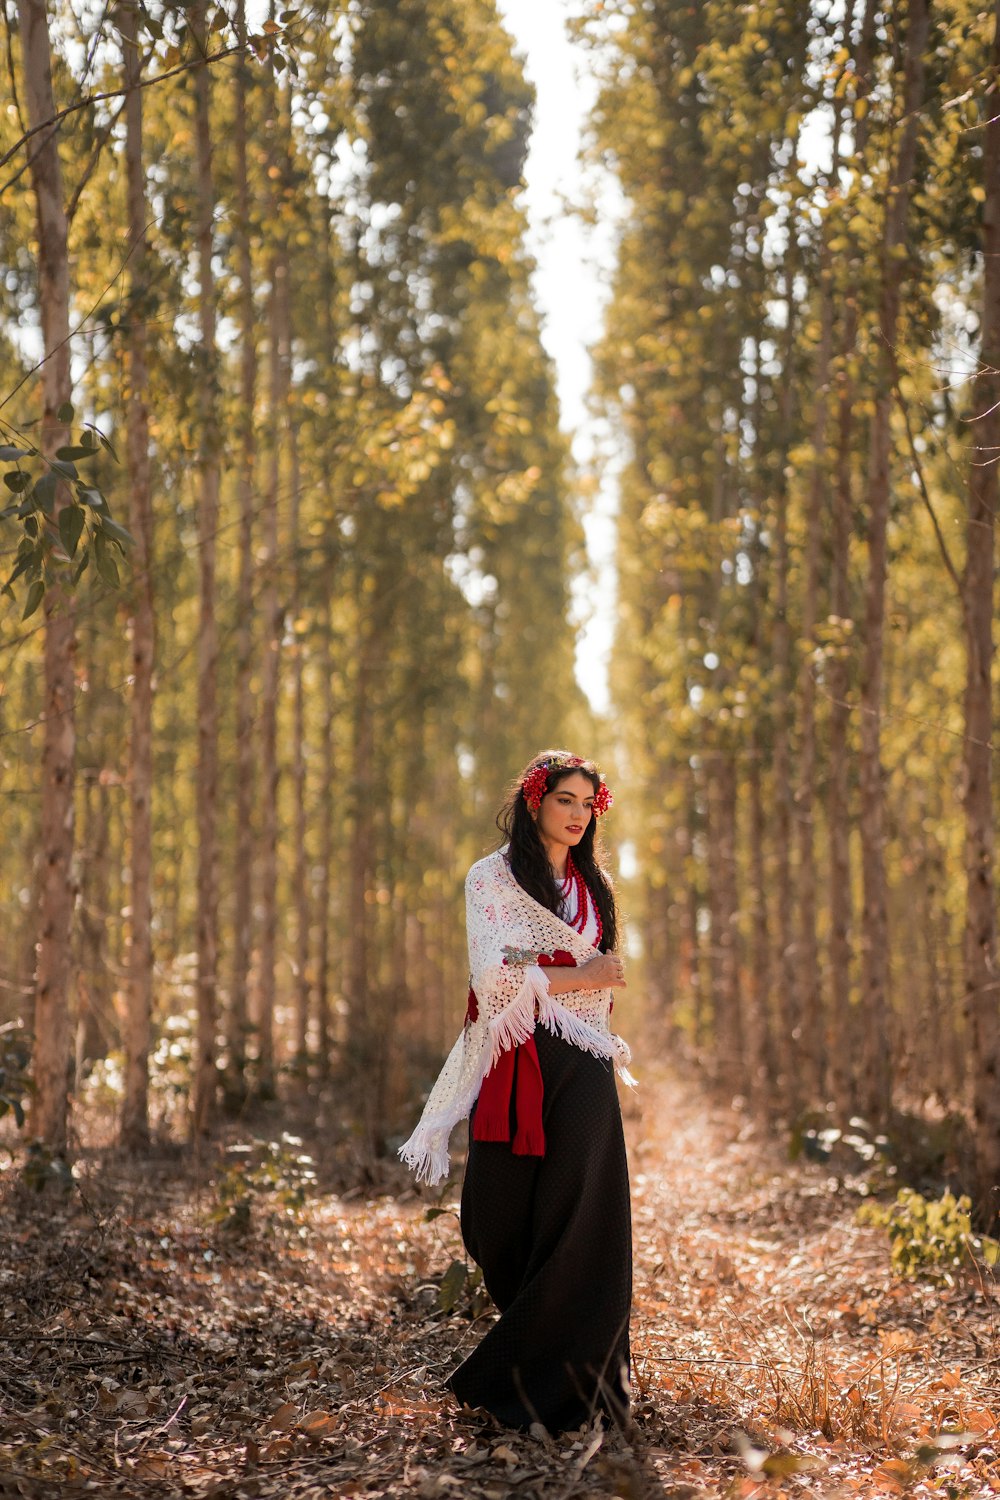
[521,764,551,813]
[592,780,613,816]
[520,758,614,817]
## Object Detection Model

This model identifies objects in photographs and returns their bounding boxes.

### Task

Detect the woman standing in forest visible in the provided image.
[400,750,635,1433]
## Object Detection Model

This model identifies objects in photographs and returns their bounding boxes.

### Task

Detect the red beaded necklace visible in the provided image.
[557,852,603,946]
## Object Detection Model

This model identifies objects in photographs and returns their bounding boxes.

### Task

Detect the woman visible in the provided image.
[399,750,635,1433]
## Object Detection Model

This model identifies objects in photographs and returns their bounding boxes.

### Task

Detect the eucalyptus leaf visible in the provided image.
[94,530,120,587]
[6,552,34,587]
[56,401,74,424]
[99,517,135,548]
[33,474,57,514]
[22,579,44,620]
[55,445,99,462]
[59,504,85,558]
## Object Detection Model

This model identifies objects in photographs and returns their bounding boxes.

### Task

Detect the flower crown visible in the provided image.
[521,756,614,817]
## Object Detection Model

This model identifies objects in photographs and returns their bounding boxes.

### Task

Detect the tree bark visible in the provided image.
[827,0,877,1120]
[795,286,833,1103]
[18,0,76,1151]
[965,0,1000,1223]
[857,0,929,1124]
[747,742,774,1115]
[75,775,114,1085]
[226,0,258,1110]
[287,258,310,1076]
[191,0,222,1136]
[256,241,287,1100]
[119,0,154,1151]
[770,283,801,1112]
[316,594,336,1078]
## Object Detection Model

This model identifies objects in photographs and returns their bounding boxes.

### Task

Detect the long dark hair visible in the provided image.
[496,749,618,953]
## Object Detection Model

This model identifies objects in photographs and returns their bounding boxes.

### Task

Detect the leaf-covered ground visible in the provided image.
[1,1062,998,1499]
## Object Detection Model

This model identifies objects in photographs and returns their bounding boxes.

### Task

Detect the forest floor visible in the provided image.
[1,1059,999,1500]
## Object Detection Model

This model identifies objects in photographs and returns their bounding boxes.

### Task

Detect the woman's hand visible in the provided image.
[580,952,626,989]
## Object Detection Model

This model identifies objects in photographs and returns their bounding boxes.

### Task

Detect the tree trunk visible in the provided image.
[857,0,929,1124]
[75,776,114,1084]
[257,240,287,1099]
[965,0,1000,1223]
[347,622,375,1074]
[287,274,310,1076]
[827,0,877,1121]
[191,0,222,1136]
[795,283,834,1104]
[747,742,774,1115]
[714,753,744,1094]
[18,0,76,1151]
[770,284,801,1112]
[119,0,154,1151]
[226,0,258,1110]
[316,595,336,1078]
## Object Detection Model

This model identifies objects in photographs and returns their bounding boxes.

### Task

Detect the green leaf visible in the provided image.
[3,471,30,492]
[98,516,135,548]
[33,474,57,514]
[94,530,120,587]
[24,514,38,538]
[437,1258,467,1314]
[94,429,119,463]
[7,550,36,588]
[0,445,32,462]
[77,486,107,511]
[22,579,44,620]
[59,504,85,558]
[56,401,74,424]
[55,445,99,462]
[72,549,90,585]
[51,459,78,481]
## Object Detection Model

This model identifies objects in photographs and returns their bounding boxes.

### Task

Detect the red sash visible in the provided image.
[466,950,577,1157]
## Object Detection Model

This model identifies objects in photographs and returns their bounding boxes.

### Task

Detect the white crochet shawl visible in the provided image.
[398,847,636,1186]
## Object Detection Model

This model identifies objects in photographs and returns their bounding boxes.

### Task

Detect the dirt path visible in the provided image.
[1,1065,998,1498]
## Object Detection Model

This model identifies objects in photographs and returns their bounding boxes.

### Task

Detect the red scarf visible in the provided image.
[466,949,579,1156]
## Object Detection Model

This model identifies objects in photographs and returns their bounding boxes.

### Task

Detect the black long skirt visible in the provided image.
[446,1026,632,1433]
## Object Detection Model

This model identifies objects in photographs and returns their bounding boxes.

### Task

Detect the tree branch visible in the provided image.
[0,40,244,183]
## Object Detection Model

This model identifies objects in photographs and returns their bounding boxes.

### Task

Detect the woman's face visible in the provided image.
[533,771,596,858]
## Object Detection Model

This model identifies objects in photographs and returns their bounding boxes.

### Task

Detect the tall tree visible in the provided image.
[965,0,1000,1220]
[119,0,155,1151]
[225,0,259,1109]
[856,0,929,1122]
[17,0,76,1150]
[191,0,222,1135]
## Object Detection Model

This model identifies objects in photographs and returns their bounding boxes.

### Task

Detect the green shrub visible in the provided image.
[21,1140,75,1193]
[209,1134,317,1236]
[0,1022,32,1129]
[857,1187,1000,1280]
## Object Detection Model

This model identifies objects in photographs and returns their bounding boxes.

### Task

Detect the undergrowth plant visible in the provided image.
[857,1188,1000,1280]
[210,1135,317,1236]
[0,1023,32,1130]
